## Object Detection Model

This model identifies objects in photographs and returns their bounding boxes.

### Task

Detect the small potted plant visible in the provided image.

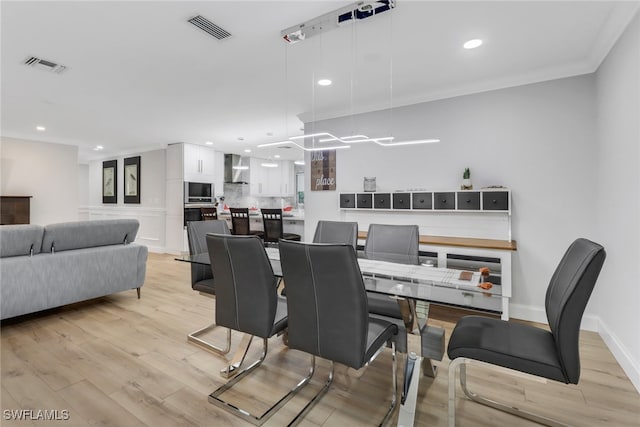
[462,168,472,190]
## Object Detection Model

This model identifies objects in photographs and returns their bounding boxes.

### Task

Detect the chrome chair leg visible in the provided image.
[209,337,314,426]
[288,357,333,427]
[187,323,232,355]
[220,334,254,378]
[449,358,569,427]
[289,342,397,427]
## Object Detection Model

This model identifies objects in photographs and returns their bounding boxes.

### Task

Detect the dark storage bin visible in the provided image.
[393,193,411,209]
[482,191,509,211]
[340,193,356,208]
[412,192,432,210]
[434,192,456,210]
[373,193,391,209]
[356,193,373,208]
[457,192,480,210]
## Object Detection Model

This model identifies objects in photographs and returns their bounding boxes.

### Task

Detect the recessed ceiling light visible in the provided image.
[294,160,305,165]
[274,154,281,159]
[463,39,483,49]
[244,149,252,153]
[317,79,332,86]
[93,145,104,151]
[205,141,214,145]
[36,126,46,131]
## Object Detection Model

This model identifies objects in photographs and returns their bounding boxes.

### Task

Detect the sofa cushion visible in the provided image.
[41,219,139,253]
[0,224,45,257]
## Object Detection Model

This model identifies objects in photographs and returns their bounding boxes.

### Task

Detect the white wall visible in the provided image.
[305,74,599,321]
[86,149,167,252]
[594,11,640,392]
[0,137,79,225]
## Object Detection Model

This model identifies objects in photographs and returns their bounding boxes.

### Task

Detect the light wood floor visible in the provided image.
[2,253,639,426]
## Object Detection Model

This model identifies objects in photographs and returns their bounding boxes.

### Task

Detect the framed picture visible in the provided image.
[102,160,117,204]
[124,156,141,204]
[310,150,336,191]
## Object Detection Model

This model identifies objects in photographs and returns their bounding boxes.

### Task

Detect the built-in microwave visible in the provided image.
[184,182,213,203]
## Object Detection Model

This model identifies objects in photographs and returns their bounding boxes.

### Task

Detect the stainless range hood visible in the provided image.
[224,154,250,184]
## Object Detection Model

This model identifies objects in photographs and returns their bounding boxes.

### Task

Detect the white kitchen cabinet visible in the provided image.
[183,143,217,184]
[249,157,268,196]
[249,158,295,197]
[165,143,223,254]
[279,160,295,196]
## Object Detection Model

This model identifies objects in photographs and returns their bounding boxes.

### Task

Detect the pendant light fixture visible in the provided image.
[258,0,439,153]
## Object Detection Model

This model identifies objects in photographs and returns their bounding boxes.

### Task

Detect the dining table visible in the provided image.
[177,246,496,426]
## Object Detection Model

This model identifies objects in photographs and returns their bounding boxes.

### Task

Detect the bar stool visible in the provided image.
[229,207,264,238]
[261,208,301,245]
[200,207,218,220]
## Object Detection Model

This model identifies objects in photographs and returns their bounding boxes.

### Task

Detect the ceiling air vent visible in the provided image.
[188,15,231,40]
[23,56,67,73]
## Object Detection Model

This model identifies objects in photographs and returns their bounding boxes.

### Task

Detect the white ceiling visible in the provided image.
[1,1,638,162]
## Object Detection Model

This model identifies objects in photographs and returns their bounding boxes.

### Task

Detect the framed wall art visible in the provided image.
[310,150,336,191]
[124,156,141,204]
[102,160,117,204]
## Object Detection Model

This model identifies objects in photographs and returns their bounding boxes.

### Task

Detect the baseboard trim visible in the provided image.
[598,319,640,393]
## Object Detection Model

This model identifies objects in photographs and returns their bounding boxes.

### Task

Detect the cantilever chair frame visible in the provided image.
[187,301,232,356]
[447,238,606,427]
[448,358,568,427]
[288,344,397,427]
[279,240,398,427]
[205,233,310,426]
[186,220,231,356]
[209,336,314,426]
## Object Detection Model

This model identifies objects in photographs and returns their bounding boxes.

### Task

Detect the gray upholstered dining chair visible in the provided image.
[312,220,358,248]
[186,219,231,354]
[261,208,301,245]
[447,238,606,427]
[279,240,399,426]
[205,233,311,425]
[364,223,421,353]
[364,223,420,265]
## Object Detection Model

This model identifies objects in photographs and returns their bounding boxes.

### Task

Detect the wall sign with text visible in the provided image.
[310,150,336,191]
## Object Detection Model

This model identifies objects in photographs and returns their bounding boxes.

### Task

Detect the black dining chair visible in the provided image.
[205,233,312,425]
[312,220,358,248]
[279,240,398,426]
[447,238,606,427]
[261,208,301,245]
[229,207,264,238]
[363,223,421,353]
[186,219,231,354]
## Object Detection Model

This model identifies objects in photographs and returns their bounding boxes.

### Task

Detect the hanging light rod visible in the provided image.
[257,139,350,151]
[281,0,396,43]
[302,132,440,146]
[258,132,439,150]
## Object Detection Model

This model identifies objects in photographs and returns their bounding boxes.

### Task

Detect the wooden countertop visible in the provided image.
[357,231,517,251]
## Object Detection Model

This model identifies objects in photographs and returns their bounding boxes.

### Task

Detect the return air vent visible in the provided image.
[23,56,67,73]
[188,15,231,40]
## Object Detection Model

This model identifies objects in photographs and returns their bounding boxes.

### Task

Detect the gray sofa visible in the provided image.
[0,219,148,320]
